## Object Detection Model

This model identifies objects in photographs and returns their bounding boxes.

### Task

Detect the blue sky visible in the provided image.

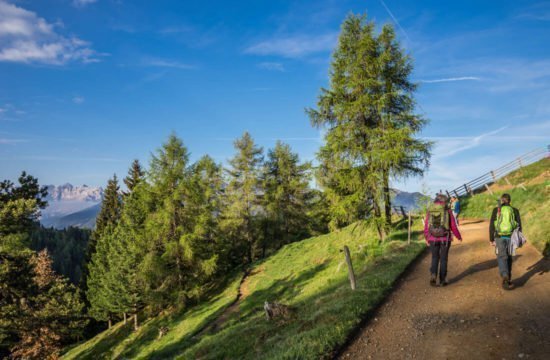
[0,0,549,192]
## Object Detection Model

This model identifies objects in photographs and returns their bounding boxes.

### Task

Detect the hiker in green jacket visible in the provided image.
[489,193,522,290]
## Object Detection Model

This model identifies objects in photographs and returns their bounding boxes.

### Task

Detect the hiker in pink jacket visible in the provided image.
[424,194,462,287]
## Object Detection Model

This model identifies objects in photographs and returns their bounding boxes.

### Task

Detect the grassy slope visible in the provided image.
[63,220,425,360]
[461,157,549,256]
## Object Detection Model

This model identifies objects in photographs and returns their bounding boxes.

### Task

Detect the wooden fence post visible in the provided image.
[490,170,496,182]
[504,177,511,185]
[407,211,412,245]
[484,184,493,195]
[463,184,469,196]
[518,158,523,168]
[343,246,356,290]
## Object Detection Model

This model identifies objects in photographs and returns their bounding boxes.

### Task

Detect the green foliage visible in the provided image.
[307,14,430,236]
[262,141,314,252]
[221,131,264,264]
[30,226,91,284]
[123,159,145,195]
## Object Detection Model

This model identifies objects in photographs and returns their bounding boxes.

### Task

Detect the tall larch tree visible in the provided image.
[221,132,264,265]
[307,14,430,239]
[123,159,145,195]
[263,141,312,251]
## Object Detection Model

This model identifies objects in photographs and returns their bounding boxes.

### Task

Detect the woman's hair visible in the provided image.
[501,193,511,204]
[435,193,448,203]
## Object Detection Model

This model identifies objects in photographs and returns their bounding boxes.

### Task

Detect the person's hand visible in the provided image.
[490,241,496,247]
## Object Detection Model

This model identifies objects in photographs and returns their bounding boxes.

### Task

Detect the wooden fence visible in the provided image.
[446,146,549,198]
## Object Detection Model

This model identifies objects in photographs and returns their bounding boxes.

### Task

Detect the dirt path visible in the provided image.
[339,219,550,360]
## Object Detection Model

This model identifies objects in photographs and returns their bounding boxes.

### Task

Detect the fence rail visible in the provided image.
[447,146,549,198]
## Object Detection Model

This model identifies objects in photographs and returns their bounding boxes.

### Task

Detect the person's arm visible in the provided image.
[489,207,498,243]
[514,208,522,232]
[449,209,462,240]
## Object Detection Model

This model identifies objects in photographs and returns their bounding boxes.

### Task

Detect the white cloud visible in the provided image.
[431,126,508,159]
[257,62,285,72]
[143,58,195,69]
[0,1,99,64]
[72,96,84,104]
[72,0,97,7]
[420,76,480,83]
[0,137,26,144]
[245,33,337,58]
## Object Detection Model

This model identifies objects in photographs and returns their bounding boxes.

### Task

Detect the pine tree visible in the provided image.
[221,132,264,265]
[81,175,122,290]
[307,14,430,239]
[263,141,312,251]
[123,159,145,195]
[94,175,122,236]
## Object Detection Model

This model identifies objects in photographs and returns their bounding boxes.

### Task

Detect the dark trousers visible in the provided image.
[430,241,451,281]
[495,237,513,279]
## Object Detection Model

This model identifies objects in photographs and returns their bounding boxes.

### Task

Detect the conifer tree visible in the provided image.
[221,132,264,264]
[142,134,198,307]
[123,159,145,195]
[263,141,312,251]
[307,14,430,238]
[94,175,122,236]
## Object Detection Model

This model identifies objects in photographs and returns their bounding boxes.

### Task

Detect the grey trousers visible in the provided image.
[495,237,513,279]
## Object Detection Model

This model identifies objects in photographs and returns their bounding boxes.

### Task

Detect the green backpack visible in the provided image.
[428,203,450,237]
[495,205,517,236]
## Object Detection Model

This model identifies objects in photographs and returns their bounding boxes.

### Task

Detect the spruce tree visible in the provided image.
[263,141,312,251]
[123,159,145,195]
[94,175,122,236]
[221,132,264,265]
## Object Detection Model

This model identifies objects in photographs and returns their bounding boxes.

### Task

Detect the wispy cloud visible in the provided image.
[72,96,85,104]
[245,33,337,58]
[72,0,97,7]
[143,58,195,69]
[379,0,412,43]
[432,126,508,159]
[420,76,481,83]
[0,138,27,144]
[0,1,100,64]
[257,62,285,72]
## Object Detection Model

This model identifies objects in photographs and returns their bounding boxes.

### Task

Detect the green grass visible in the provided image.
[62,219,425,359]
[461,158,549,256]
[62,273,243,360]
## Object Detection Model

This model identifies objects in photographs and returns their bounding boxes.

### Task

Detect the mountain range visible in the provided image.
[40,184,103,229]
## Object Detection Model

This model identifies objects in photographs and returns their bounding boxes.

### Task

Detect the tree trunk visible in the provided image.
[373,199,386,242]
[133,313,139,331]
[383,171,392,227]
[123,312,127,325]
[108,318,112,329]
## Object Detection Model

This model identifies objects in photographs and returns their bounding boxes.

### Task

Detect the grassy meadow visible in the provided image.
[63,219,425,359]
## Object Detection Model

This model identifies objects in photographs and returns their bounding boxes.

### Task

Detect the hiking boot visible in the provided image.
[430,274,437,287]
[440,280,448,287]
[501,274,511,290]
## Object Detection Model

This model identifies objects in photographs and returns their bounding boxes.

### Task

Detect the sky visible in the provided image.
[0,0,549,193]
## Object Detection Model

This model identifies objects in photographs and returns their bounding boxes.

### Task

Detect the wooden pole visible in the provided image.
[407,211,412,245]
[505,177,511,185]
[490,170,496,182]
[343,246,356,290]
[123,312,127,325]
[484,184,493,195]
[133,314,138,331]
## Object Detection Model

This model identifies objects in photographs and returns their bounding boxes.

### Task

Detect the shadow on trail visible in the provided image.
[448,258,499,285]
[513,257,550,288]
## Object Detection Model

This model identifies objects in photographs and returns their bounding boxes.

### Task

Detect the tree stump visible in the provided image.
[264,301,292,321]
[158,326,169,340]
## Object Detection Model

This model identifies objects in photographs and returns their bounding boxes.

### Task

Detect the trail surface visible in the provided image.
[339,219,550,360]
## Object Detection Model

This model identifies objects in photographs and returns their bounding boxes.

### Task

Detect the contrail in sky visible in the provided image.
[379,0,412,43]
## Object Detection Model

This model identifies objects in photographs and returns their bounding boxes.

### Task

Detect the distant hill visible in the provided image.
[41,184,103,229]
[391,189,424,210]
